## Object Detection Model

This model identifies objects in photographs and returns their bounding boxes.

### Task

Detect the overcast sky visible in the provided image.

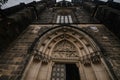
[1,0,71,9]
[99,0,120,2]
[56,0,71,2]
[1,0,120,9]
[1,0,39,9]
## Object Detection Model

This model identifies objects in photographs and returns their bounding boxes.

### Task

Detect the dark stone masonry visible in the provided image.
[0,0,120,80]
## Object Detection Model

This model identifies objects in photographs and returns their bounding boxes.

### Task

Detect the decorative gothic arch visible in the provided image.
[22,26,112,80]
[33,26,101,62]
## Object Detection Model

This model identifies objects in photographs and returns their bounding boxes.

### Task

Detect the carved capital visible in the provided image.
[83,58,91,66]
[91,55,101,64]
[33,53,41,62]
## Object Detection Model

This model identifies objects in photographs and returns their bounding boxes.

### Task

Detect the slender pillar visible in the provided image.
[83,64,97,80]
[21,55,34,80]
[77,62,87,80]
[36,62,49,80]
[91,62,111,80]
[24,59,42,80]
[47,62,54,80]
[101,58,114,80]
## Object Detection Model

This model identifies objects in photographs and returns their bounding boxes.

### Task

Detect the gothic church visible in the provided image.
[0,0,120,80]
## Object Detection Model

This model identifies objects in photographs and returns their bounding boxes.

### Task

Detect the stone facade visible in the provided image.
[0,0,120,80]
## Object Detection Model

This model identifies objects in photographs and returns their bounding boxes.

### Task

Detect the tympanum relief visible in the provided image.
[53,40,78,58]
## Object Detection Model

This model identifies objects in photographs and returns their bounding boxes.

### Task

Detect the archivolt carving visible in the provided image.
[35,26,101,63]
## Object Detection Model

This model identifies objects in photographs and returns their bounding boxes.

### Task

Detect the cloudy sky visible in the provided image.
[99,0,120,2]
[1,0,40,9]
[1,0,120,9]
[1,0,69,9]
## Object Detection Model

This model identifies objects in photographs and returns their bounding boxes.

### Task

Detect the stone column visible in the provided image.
[101,58,113,80]
[91,62,111,80]
[47,61,54,80]
[36,62,50,80]
[24,57,42,80]
[21,55,34,80]
[82,63,97,80]
[77,62,87,80]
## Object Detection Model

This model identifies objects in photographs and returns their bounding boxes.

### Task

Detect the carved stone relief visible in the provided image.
[33,50,51,63]
[52,40,79,58]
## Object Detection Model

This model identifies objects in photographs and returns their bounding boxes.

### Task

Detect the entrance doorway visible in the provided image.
[66,64,80,80]
[51,63,80,80]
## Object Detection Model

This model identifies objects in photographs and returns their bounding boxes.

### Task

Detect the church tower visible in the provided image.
[0,0,120,80]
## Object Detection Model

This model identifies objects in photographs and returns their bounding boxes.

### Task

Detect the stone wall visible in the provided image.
[0,2,46,53]
[83,2,96,16]
[0,25,41,80]
[82,2,120,39]
[0,24,120,80]
[81,24,120,80]
[94,5,120,39]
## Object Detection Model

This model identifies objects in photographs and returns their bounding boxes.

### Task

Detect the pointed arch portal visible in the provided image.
[23,26,112,80]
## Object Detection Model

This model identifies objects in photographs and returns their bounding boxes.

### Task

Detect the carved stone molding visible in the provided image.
[83,58,91,66]
[91,55,101,64]
[81,54,101,66]
[33,53,41,62]
[33,50,51,63]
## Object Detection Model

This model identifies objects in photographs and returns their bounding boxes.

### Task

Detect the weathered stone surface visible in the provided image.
[0,1,120,80]
[0,25,41,80]
[81,25,120,79]
[95,5,120,39]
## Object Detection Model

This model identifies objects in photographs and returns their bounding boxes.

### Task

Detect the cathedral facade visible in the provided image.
[0,0,120,80]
